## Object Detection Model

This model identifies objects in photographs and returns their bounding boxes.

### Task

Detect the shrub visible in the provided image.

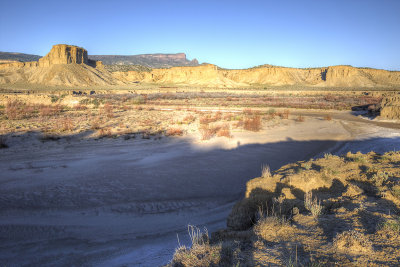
[59,117,74,132]
[74,104,87,111]
[90,117,102,130]
[379,216,400,235]
[216,123,231,138]
[296,115,305,122]
[261,164,271,178]
[166,128,184,136]
[303,162,312,170]
[243,115,262,131]
[39,104,62,117]
[102,102,114,118]
[333,230,373,253]
[5,100,26,119]
[371,171,389,186]
[182,114,196,124]
[99,127,112,138]
[199,124,217,140]
[281,109,290,119]
[324,114,332,121]
[304,191,323,218]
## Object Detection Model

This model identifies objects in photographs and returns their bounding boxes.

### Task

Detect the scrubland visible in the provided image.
[170,152,400,266]
[0,87,399,266]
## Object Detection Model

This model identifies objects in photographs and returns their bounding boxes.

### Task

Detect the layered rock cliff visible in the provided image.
[38,44,88,67]
[380,95,400,120]
[113,64,400,88]
[0,44,119,87]
[1,44,400,88]
[89,53,199,68]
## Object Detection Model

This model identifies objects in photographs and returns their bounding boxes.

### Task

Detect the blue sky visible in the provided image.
[0,0,399,70]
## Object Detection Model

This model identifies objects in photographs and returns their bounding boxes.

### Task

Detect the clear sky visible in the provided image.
[0,0,399,70]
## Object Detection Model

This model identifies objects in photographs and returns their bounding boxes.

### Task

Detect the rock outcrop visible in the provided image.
[113,64,400,88]
[0,44,119,87]
[380,95,400,120]
[38,44,89,67]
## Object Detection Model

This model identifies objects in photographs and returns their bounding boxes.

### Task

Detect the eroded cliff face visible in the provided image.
[112,64,400,88]
[0,44,119,87]
[380,95,400,120]
[1,44,400,88]
[38,44,88,67]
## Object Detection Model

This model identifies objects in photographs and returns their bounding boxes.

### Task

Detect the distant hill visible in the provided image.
[0,52,42,62]
[88,53,199,68]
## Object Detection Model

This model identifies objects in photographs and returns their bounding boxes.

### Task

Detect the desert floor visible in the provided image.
[1,111,400,266]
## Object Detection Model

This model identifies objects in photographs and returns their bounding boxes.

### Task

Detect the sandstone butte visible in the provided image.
[1,44,400,89]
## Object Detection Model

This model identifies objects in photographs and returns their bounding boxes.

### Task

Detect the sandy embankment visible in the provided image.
[1,114,400,266]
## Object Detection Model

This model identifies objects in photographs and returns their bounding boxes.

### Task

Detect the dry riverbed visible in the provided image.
[1,111,400,266]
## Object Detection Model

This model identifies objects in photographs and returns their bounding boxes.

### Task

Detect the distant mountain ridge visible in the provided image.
[0,52,41,62]
[88,53,199,68]
[1,44,400,88]
[0,51,199,69]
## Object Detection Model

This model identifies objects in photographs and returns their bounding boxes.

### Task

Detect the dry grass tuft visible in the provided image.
[102,102,114,118]
[333,230,373,254]
[166,128,184,136]
[296,115,305,122]
[304,191,323,218]
[98,127,112,138]
[58,117,74,132]
[261,164,271,178]
[243,115,262,131]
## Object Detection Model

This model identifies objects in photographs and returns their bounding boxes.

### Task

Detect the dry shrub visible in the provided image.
[98,127,112,138]
[199,113,221,124]
[199,124,217,140]
[223,113,234,121]
[261,164,271,178]
[379,216,400,237]
[59,117,74,132]
[281,109,290,119]
[243,108,253,115]
[182,114,196,124]
[90,116,102,130]
[244,115,262,131]
[39,104,62,117]
[324,114,332,121]
[216,124,232,138]
[171,225,219,266]
[102,102,114,118]
[166,128,184,136]
[5,100,33,119]
[333,230,373,254]
[74,104,88,111]
[304,191,323,218]
[296,115,305,122]
[254,215,292,243]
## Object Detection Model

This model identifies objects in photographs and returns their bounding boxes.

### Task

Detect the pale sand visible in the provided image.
[1,114,400,266]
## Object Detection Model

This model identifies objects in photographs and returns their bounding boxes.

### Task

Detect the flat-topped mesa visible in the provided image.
[38,44,89,67]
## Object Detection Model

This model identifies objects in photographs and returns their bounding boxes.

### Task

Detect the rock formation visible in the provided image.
[38,44,89,67]
[380,95,400,120]
[1,44,400,88]
[113,64,400,88]
[0,44,119,87]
